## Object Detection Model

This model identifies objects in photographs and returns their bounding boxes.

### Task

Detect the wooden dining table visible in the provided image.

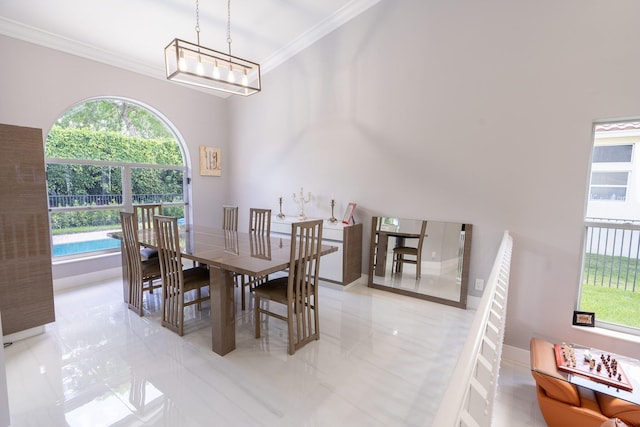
[113,224,338,356]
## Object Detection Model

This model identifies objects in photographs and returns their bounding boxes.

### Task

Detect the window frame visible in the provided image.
[46,97,192,260]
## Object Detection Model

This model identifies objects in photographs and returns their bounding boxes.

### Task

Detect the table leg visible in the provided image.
[210,266,236,355]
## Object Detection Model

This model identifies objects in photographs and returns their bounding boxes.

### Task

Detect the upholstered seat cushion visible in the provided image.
[597,393,640,426]
[140,247,158,260]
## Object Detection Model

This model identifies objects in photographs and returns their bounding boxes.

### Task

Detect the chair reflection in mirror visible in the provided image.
[392,220,428,279]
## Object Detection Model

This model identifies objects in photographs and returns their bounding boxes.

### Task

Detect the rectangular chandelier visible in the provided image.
[164,38,261,96]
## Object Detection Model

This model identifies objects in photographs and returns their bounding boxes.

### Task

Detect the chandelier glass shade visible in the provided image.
[165,38,261,96]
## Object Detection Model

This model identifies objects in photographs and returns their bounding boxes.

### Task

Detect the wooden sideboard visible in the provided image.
[0,124,55,336]
[271,217,362,286]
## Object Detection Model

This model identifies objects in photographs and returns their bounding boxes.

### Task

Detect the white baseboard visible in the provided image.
[2,325,45,344]
[53,267,121,292]
[502,344,530,367]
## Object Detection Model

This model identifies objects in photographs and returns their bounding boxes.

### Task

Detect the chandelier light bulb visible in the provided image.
[213,61,220,79]
[178,49,186,71]
[196,58,204,75]
[227,66,235,83]
[241,68,248,86]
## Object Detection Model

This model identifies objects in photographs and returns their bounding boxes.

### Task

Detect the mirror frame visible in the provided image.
[367,216,472,309]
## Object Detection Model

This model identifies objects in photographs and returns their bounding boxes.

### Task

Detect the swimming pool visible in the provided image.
[53,238,121,257]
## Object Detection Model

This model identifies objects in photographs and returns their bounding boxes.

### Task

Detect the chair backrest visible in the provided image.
[134,204,162,230]
[120,211,143,307]
[416,220,428,252]
[222,205,238,231]
[287,219,323,349]
[153,215,185,297]
[530,337,581,406]
[249,208,271,234]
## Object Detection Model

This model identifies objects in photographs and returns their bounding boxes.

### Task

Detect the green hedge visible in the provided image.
[46,126,182,165]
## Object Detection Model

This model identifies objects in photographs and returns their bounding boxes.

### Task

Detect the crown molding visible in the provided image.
[0,0,383,95]
[261,0,383,74]
[0,16,163,79]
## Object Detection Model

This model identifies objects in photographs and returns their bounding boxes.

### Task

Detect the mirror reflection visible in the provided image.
[368,217,471,308]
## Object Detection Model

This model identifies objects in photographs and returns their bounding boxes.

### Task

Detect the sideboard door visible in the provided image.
[0,123,55,336]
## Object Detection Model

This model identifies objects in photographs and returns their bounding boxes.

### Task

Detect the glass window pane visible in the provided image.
[50,209,122,257]
[589,187,627,201]
[593,145,633,163]
[47,99,183,165]
[131,168,184,204]
[591,172,628,186]
[47,164,122,208]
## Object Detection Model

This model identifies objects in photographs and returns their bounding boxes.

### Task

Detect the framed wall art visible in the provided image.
[572,310,595,327]
[200,146,221,176]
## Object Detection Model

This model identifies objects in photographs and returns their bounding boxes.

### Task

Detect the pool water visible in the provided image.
[53,238,120,257]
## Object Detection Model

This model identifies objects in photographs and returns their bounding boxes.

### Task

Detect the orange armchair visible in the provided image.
[530,337,609,427]
[530,338,640,427]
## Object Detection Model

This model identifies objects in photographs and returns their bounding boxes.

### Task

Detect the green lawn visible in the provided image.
[580,284,640,328]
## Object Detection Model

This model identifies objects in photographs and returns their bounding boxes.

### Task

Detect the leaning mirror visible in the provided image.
[368,217,472,308]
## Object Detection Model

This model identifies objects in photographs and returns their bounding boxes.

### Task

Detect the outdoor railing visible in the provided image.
[584,218,640,292]
[48,194,183,208]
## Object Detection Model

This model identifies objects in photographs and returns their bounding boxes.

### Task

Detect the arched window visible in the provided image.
[46,97,190,258]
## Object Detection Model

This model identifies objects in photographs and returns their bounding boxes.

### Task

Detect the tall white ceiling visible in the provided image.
[0,0,382,96]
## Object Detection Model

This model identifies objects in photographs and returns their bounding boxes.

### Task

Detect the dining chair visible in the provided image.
[249,208,271,234]
[392,220,428,279]
[240,208,272,310]
[134,203,162,260]
[222,205,239,231]
[254,219,323,355]
[120,211,162,316]
[153,215,210,336]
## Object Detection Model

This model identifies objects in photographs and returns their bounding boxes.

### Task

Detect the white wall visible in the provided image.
[227,0,640,355]
[2,0,640,357]
[0,35,230,278]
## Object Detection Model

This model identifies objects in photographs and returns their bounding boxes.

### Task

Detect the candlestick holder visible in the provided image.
[277,196,285,219]
[292,187,311,220]
[329,199,338,223]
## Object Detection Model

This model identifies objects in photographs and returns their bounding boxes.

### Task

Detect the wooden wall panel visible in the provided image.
[0,123,55,336]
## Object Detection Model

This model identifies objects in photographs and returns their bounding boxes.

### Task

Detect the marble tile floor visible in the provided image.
[3,277,542,426]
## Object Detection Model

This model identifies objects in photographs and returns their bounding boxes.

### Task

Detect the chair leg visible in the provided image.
[254,295,261,338]
[241,275,246,311]
[314,296,320,340]
[287,302,296,355]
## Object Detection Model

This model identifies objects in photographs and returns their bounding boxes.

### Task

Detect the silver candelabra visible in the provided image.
[292,187,311,220]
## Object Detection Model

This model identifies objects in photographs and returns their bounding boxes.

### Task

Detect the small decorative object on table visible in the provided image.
[342,201,357,224]
[573,310,595,327]
[292,187,311,220]
[329,194,338,223]
[277,195,285,219]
